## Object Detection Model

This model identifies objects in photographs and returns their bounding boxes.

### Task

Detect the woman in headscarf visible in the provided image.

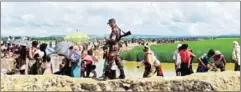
[232,41,240,71]
[173,44,182,76]
[142,46,156,78]
[70,45,81,77]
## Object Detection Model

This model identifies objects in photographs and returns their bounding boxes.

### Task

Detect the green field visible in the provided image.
[120,38,240,63]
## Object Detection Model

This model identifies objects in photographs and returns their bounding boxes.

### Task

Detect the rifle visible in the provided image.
[120,31,131,39]
[102,30,131,56]
[105,30,131,45]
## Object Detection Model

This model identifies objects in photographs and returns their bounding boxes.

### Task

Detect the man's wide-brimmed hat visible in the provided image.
[107,18,116,24]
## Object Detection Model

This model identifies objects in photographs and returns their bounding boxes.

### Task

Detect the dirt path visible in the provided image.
[1,71,240,91]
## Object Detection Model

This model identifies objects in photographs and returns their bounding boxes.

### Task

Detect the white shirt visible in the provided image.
[173,50,181,68]
[232,48,240,65]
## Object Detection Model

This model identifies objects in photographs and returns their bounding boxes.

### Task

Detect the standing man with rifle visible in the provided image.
[103,18,131,79]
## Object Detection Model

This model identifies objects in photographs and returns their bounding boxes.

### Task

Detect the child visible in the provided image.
[42,56,53,75]
[196,49,215,72]
[104,52,117,80]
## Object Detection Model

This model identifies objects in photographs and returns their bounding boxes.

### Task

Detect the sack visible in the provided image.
[154,60,160,67]
[157,65,164,76]
[110,61,117,70]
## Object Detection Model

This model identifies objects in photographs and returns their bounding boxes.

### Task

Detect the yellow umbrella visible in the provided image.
[64,31,90,44]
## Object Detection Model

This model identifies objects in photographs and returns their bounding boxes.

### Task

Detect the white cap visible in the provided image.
[215,50,221,55]
[177,44,182,49]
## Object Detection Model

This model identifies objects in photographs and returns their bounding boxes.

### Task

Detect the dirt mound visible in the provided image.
[1,71,240,91]
[1,57,16,72]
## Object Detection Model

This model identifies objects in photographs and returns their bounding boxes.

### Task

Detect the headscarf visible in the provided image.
[215,50,222,55]
[233,41,240,50]
[73,45,79,51]
[144,46,155,66]
[232,41,240,65]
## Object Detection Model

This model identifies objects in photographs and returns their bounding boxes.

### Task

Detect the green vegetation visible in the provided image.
[120,38,240,63]
[31,37,63,41]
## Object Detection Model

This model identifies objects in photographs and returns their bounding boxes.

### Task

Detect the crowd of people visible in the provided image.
[171,41,240,77]
[136,40,240,78]
[0,17,239,79]
[1,36,240,79]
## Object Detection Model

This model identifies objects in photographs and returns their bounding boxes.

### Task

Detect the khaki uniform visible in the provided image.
[105,26,125,79]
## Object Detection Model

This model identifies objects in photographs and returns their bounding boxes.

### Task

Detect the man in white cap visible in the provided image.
[173,44,182,76]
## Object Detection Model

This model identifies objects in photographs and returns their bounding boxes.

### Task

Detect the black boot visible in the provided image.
[119,69,125,79]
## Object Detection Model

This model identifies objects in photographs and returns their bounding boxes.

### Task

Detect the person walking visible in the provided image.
[137,46,164,77]
[104,18,126,79]
[232,41,240,71]
[173,44,182,76]
[142,46,156,78]
[179,44,195,76]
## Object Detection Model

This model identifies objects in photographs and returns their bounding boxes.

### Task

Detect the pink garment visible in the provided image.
[179,50,193,63]
[81,51,88,59]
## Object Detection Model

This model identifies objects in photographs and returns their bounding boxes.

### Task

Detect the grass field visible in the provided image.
[120,38,240,63]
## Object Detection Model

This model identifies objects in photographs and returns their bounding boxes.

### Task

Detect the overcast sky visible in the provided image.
[1,2,240,37]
